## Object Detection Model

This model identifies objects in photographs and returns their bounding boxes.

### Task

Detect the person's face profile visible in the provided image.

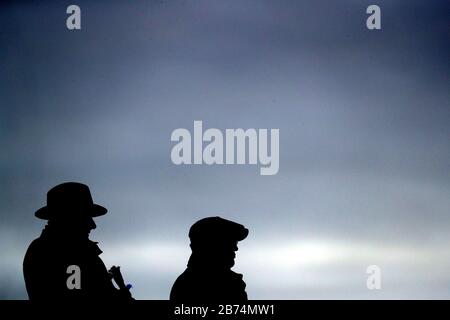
[53,214,97,238]
[214,240,238,268]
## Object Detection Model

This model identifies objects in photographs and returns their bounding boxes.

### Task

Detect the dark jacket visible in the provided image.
[170,254,248,302]
[23,226,129,301]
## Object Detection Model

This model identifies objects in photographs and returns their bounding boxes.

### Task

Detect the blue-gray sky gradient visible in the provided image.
[0,0,449,299]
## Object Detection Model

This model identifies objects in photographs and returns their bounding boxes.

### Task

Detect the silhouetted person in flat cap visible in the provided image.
[170,216,249,302]
[23,182,133,301]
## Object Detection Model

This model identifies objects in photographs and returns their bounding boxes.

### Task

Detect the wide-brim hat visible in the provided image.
[35,182,107,220]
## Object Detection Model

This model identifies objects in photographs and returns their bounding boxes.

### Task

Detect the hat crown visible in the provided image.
[46,182,94,211]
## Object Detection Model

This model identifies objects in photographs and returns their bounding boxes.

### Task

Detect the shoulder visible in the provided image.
[23,236,57,271]
[24,237,45,259]
[172,269,191,287]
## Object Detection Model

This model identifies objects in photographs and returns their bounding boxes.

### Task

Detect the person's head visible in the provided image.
[35,182,107,239]
[189,217,248,269]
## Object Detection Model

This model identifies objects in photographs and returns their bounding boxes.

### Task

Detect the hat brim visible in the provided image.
[35,204,108,220]
[235,227,249,241]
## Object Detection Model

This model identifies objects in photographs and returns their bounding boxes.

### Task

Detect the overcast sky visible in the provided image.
[0,0,449,299]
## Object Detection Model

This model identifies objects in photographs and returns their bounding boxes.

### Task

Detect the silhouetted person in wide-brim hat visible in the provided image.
[23,182,132,301]
[170,216,249,302]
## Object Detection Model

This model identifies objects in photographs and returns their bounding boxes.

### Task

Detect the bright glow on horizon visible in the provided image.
[3,232,450,299]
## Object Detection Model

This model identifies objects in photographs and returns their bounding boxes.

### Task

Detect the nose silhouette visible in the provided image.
[87,216,96,231]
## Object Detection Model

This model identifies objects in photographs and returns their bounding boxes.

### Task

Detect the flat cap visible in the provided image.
[189,216,249,243]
